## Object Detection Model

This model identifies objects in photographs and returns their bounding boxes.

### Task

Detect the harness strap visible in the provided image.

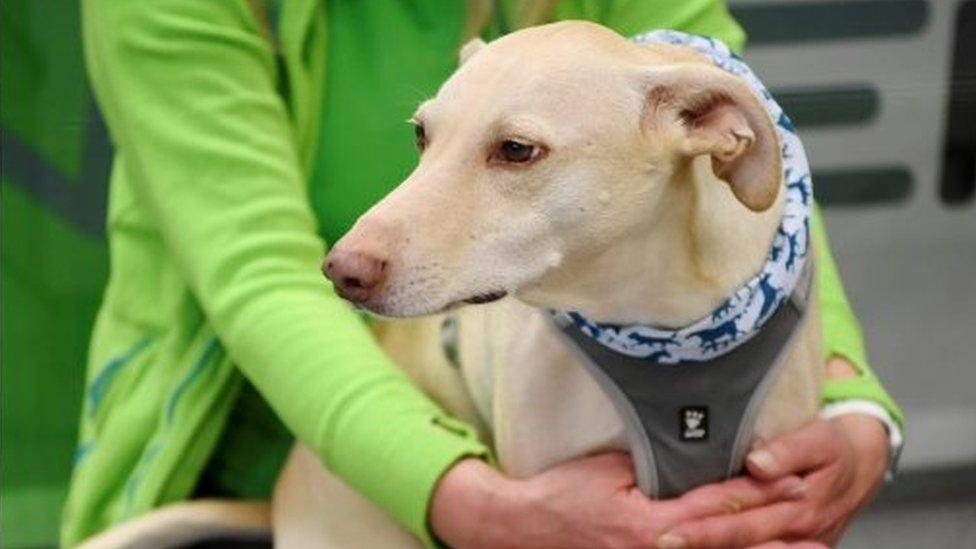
[553,260,814,498]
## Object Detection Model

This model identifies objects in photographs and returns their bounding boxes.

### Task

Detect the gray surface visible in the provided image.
[844,500,976,549]
[843,464,976,548]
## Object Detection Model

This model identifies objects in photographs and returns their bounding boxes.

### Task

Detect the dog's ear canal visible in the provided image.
[459,38,486,65]
[644,65,782,212]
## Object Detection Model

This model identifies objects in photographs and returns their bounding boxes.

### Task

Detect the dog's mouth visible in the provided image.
[461,290,508,305]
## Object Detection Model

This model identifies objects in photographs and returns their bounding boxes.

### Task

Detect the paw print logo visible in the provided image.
[680,407,708,441]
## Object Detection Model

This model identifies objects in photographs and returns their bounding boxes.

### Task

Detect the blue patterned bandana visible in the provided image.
[554,30,813,364]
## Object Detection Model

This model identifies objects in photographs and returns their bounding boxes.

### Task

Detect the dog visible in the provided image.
[273,21,823,548]
[77,21,823,549]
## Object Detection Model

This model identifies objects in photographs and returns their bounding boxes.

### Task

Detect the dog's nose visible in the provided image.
[323,249,389,303]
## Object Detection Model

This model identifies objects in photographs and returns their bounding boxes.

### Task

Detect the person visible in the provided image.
[66,1,903,547]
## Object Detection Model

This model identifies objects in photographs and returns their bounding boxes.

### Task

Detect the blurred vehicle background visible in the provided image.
[2,0,973,546]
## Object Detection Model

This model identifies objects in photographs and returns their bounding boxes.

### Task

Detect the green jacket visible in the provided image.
[67,0,901,546]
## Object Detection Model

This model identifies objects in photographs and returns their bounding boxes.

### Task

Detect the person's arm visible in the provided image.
[81,1,486,544]
[813,207,904,450]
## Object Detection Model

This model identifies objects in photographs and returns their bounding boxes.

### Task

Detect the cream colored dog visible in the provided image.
[77,21,822,549]
[274,21,822,549]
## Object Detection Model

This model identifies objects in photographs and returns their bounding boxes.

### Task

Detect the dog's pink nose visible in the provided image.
[323,249,388,303]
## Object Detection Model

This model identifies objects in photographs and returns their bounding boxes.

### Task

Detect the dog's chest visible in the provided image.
[456,301,628,478]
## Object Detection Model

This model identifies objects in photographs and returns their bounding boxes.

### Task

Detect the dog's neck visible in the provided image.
[521,157,784,327]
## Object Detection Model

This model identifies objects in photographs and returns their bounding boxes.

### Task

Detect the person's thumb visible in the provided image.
[746,419,837,481]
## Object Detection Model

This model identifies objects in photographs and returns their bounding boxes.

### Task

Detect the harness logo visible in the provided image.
[680,407,709,441]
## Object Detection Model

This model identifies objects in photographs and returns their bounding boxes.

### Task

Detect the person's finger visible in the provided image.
[746,420,838,481]
[654,475,806,526]
[599,452,642,489]
[584,451,637,485]
[543,451,637,490]
[657,500,806,549]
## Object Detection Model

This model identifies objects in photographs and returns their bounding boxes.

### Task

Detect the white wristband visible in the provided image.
[820,399,904,480]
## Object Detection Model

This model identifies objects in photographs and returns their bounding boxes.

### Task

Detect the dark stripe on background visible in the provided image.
[731,0,929,45]
[0,99,111,237]
[773,84,880,128]
[940,0,976,204]
[815,166,913,206]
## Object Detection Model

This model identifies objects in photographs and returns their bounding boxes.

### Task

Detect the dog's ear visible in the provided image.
[644,65,782,211]
[459,38,486,65]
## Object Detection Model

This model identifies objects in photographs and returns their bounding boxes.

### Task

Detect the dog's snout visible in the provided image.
[323,249,389,303]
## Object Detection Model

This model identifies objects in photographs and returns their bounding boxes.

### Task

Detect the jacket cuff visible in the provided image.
[393,415,490,548]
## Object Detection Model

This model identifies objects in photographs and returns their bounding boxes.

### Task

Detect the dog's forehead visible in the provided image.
[425,22,712,127]
[496,20,640,58]
[429,28,647,124]
[442,57,622,102]
[463,24,637,83]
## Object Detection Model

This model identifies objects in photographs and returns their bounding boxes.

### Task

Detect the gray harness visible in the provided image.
[553,260,813,498]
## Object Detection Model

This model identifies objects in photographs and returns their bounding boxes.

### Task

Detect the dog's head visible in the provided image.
[324,21,781,318]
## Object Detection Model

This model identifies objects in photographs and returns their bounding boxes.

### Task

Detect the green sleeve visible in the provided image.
[811,207,904,426]
[561,1,902,426]
[82,0,486,544]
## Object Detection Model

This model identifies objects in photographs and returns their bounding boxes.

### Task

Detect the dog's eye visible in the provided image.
[414,124,428,152]
[495,140,539,164]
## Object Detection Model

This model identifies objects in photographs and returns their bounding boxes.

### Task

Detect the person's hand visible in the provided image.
[430,453,806,549]
[656,414,889,548]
